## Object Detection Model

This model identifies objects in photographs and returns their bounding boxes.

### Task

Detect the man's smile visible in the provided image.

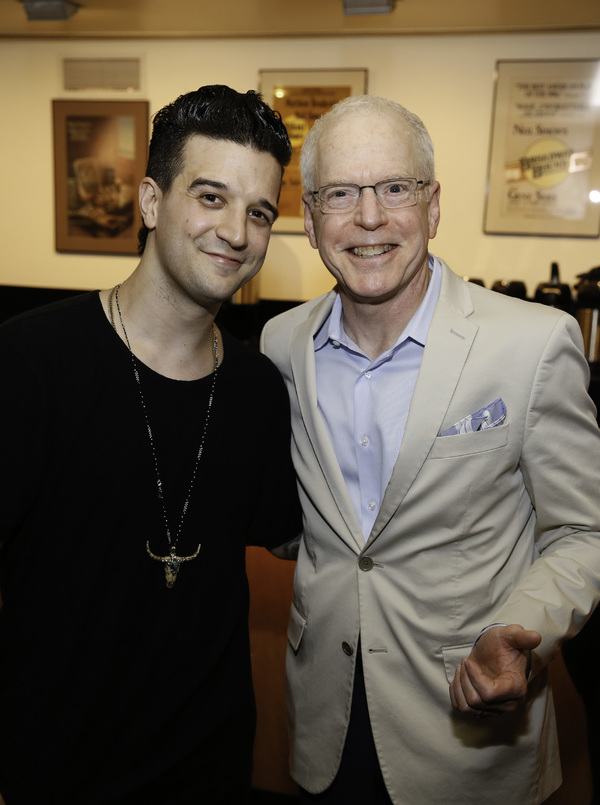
[204,248,245,267]
[349,244,397,258]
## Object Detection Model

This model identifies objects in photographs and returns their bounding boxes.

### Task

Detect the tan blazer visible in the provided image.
[261,260,600,804]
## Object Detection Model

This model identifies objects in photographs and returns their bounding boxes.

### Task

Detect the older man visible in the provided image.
[261,94,600,804]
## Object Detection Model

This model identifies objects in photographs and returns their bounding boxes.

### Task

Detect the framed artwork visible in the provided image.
[260,69,368,232]
[53,99,149,254]
[484,59,600,237]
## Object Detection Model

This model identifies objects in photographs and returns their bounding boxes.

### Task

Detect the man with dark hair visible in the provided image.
[137,84,292,255]
[0,85,300,804]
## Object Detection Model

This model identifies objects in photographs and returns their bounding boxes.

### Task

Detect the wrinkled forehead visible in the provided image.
[315,110,418,186]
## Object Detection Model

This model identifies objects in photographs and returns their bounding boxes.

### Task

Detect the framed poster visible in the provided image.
[53,99,149,254]
[260,69,368,232]
[484,60,600,237]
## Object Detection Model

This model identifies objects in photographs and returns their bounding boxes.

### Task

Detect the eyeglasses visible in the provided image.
[311,178,429,214]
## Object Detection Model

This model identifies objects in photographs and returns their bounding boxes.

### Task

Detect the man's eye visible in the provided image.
[323,188,350,202]
[249,209,273,226]
[200,193,223,205]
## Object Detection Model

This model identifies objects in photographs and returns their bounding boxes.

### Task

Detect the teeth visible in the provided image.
[351,244,395,257]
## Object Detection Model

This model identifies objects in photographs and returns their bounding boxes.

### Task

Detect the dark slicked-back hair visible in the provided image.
[137,84,292,254]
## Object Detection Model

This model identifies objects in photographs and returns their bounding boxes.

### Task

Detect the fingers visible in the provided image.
[511,628,542,652]
[450,660,486,717]
[450,659,524,717]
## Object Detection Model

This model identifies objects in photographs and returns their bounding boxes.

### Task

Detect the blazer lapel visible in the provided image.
[369,263,479,542]
[290,293,365,552]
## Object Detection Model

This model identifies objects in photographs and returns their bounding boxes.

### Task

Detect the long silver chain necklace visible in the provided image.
[109,282,218,588]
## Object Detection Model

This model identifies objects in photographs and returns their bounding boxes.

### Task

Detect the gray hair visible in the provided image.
[300,94,435,203]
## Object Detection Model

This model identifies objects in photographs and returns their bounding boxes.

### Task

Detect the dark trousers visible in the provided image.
[562,606,600,805]
[300,653,393,804]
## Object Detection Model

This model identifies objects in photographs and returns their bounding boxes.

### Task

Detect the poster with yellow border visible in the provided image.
[260,70,368,233]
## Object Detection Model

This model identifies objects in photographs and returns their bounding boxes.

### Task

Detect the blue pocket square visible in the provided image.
[440,398,506,436]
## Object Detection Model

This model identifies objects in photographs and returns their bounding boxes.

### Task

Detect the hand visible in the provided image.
[269,532,301,560]
[449,624,541,718]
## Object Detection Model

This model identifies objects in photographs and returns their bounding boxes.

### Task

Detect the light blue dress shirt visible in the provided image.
[314,255,442,541]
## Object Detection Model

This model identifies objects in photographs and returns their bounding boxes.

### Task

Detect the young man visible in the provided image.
[261,94,600,804]
[0,85,301,804]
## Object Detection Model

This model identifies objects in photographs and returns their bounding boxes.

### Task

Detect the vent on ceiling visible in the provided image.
[22,0,79,20]
[63,58,141,91]
[342,0,394,13]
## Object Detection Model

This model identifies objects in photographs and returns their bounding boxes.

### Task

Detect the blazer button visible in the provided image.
[342,641,354,656]
[359,556,374,571]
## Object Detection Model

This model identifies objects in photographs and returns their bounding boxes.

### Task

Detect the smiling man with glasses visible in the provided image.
[261,93,600,804]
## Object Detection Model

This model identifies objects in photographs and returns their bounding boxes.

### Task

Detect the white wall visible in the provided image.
[1,32,599,301]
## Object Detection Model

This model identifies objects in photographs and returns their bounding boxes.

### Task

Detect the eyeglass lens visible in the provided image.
[317,179,421,211]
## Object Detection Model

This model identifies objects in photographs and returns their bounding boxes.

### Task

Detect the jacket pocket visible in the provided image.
[430,424,509,459]
[441,643,473,683]
[287,600,307,653]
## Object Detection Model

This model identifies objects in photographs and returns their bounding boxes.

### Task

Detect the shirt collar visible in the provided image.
[314,254,442,355]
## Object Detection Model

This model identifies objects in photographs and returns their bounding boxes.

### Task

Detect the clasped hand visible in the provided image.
[449,624,541,718]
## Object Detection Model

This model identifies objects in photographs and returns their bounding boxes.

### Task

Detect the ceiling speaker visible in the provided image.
[21,0,79,20]
[342,0,394,13]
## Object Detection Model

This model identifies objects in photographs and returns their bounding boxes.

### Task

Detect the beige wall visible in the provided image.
[1,31,599,301]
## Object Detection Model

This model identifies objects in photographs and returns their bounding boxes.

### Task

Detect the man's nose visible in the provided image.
[216,208,248,249]
[353,187,389,228]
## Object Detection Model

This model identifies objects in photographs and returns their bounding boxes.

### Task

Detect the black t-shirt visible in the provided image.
[0,292,301,803]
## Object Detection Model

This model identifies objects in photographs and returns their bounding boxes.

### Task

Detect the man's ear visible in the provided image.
[302,194,319,250]
[139,178,161,230]
[427,181,441,240]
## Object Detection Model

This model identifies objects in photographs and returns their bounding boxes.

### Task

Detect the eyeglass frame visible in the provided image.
[310,177,430,214]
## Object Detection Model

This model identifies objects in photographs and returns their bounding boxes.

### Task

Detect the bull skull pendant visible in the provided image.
[146,541,201,588]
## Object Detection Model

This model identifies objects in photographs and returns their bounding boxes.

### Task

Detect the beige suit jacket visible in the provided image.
[261,260,600,804]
